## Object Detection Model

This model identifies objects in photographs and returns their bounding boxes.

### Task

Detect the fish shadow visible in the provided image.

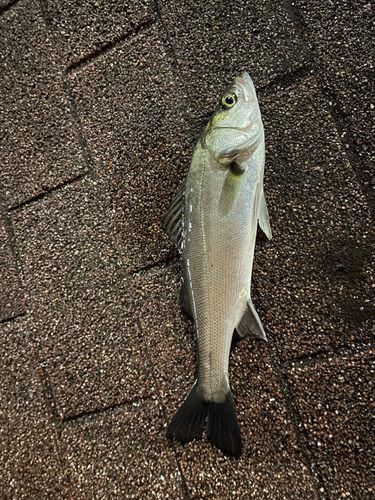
[231,329,243,350]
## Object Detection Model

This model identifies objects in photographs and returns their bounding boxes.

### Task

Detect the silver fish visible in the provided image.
[162,72,272,457]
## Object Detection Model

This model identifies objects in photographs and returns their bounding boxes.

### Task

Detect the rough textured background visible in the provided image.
[0,0,374,499]
[0,216,25,321]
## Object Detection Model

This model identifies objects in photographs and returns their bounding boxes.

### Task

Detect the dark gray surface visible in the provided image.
[159,0,310,117]
[0,0,15,10]
[12,177,149,418]
[288,350,375,499]
[45,0,152,69]
[296,0,375,213]
[61,400,184,499]
[134,266,197,418]
[0,0,374,498]
[0,321,71,499]
[68,26,192,272]
[0,216,25,321]
[256,77,374,361]
[0,0,87,209]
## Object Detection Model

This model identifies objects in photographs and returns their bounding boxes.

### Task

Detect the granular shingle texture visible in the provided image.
[0,216,25,321]
[0,0,14,9]
[254,77,374,361]
[0,0,374,498]
[134,266,196,416]
[0,0,87,208]
[45,0,152,68]
[0,321,71,499]
[135,266,317,499]
[61,400,184,499]
[12,177,149,418]
[295,0,375,211]
[159,0,310,117]
[69,26,193,272]
[288,350,375,499]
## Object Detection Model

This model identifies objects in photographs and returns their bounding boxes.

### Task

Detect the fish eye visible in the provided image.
[221,93,237,109]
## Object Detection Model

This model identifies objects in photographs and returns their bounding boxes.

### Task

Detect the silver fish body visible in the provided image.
[162,72,272,457]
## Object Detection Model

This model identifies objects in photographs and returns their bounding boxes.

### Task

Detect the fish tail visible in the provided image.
[167,382,242,457]
[207,390,242,457]
[167,382,208,443]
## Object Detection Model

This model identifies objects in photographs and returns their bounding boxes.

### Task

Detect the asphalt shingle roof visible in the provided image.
[0,0,374,498]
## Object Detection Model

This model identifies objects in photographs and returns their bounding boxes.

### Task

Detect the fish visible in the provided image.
[161,72,272,457]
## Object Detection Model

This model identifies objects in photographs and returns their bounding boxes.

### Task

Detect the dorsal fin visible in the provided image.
[161,180,185,252]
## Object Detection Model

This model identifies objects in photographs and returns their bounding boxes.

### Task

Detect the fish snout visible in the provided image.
[236,72,257,103]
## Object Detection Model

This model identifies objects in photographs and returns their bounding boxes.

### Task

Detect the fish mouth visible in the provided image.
[234,72,256,103]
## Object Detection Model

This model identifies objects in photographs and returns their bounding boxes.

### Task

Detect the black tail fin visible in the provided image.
[207,391,242,458]
[167,383,242,457]
[167,383,208,443]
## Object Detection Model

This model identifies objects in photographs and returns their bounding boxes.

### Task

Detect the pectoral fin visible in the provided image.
[236,300,268,341]
[161,180,185,252]
[258,191,272,240]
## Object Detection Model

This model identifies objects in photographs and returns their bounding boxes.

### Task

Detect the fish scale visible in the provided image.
[185,142,261,401]
[162,72,272,457]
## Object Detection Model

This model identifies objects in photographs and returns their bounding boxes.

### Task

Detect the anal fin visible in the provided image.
[236,300,268,341]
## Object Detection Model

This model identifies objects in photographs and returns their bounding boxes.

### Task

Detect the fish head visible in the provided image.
[201,72,263,168]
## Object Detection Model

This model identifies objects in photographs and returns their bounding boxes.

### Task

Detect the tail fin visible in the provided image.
[167,383,208,443]
[207,391,242,457]
[167,383,242,457]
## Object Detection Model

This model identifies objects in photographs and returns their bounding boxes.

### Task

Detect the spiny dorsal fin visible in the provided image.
[236,299,267,340]
[161,180,185,252]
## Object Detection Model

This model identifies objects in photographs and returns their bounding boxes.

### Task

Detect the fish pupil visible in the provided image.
[225,96,234,105]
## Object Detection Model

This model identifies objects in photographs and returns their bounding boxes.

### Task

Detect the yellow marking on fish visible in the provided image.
[239,287,247,299]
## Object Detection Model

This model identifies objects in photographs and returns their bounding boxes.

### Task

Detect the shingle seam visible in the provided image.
[66,19,154,74]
